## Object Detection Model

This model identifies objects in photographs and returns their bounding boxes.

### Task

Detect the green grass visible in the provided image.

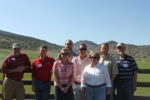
[0,49,150,99]
[137,74,150,82]
[135,57,150,96]
[137,59,150,69]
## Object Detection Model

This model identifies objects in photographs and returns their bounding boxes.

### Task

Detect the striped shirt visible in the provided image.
[53,60,74,85]
[115,54,138,80]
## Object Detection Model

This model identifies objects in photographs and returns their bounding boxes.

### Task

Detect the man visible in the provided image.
[2,43,31,100]
[65,40,78,59]
[32,46,55,100]
[115,42,138,100]
[72,43,89,100]
[99,43,118,100]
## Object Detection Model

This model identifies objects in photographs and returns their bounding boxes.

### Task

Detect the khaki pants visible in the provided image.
[3,77,25,100]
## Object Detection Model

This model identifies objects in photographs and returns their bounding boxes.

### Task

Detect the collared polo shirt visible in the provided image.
[32,56,55,81]
[2,53,31,81]
[72,56,89,82]
[99,55,118,79]
[115,54,138,80]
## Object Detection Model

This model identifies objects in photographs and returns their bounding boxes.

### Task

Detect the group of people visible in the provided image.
[2,40,138,100]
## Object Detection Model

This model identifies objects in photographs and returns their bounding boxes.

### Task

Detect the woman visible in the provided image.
[53,48,74,100]
[81,51,111,100]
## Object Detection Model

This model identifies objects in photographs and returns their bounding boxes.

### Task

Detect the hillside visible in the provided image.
[74,40,150,60]
[0,30,150,60]
[0,30,63,52]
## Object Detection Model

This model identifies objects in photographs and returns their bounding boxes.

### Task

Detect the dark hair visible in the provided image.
[100,43,109,49]
[78,43,87,49]
[65,40,73,44]
[40,45,48,50]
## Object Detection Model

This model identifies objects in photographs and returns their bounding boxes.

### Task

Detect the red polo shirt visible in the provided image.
[2,53,31,81]
[32,56,55,81]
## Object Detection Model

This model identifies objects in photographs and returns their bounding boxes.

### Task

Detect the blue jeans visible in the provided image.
[116,80,134,100]
[34,80,50,100]
[106,81,114,100]
[85,85,106,100]
[74,84,83,100]
[55,86,73,100]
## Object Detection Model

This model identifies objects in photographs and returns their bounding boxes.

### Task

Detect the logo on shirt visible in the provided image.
[123,64,129,68]
[11,57,16,61]
[77,61,81,65]
[38,64,42,68]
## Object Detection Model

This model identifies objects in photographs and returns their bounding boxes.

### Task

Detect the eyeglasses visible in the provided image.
[79,48,87,51]
[61,53,69,56]
[90,56,97,59]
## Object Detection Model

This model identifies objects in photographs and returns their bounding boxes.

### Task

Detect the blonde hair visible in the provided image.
[89,50,100,61]
[58,48,71,60]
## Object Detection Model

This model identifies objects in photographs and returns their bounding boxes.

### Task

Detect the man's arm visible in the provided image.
[32,77,36,92]
[133,70,138,92]
[112,74,117,81]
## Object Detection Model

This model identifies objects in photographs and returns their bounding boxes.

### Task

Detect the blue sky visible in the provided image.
[0,0,149,46]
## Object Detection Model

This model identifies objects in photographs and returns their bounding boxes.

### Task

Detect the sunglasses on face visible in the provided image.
[90,56,97,59]
[61,53,69,56]
[79,48,87,51]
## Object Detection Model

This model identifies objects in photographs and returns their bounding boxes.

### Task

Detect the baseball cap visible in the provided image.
[116,42,125,48]
[12,43,21,49]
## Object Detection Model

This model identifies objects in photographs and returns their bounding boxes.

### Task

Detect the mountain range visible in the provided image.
[0,30,62,52]
[0,30,150,59]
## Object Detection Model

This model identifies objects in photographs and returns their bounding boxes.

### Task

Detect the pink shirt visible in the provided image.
[72,56,89,82]
[53,60,74,86]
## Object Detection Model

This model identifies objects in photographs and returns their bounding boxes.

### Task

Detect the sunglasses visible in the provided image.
[90,56,97,59]
[61,53,69,56]
[79,48,87,51]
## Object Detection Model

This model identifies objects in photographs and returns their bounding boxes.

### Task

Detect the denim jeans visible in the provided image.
[55,86,73,100]
[34,80,50,100]
[85,85,106,100]
[74,84,83,100]
[116,80,134,100]
[106,81,114,100]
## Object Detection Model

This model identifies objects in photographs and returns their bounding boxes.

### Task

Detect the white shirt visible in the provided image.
[81,63,111,88]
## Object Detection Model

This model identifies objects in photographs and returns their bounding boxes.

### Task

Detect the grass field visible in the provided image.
[0,49,150,100]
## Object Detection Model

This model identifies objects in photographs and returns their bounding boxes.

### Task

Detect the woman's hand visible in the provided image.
[81,87,85,92]
[61,87,68,93]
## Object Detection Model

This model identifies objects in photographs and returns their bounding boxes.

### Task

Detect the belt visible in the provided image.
[86,83,106,88]
[75,81,81,85]
[36,80,50,83]
[117,79,133,82]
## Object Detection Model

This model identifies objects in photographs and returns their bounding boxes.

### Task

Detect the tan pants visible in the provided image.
[3,77,25,100]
